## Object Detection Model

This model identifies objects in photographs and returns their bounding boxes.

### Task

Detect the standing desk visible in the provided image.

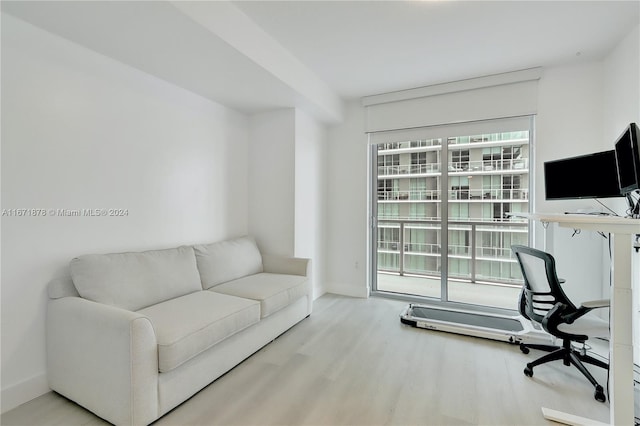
[526,213,639,425]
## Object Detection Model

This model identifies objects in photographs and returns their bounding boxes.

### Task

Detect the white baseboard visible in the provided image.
[1,373,49,414]
[313,283,327,300]
[325,282,369,298]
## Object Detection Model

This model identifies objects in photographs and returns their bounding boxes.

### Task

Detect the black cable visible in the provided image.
[585,347,609,363]
[580,239,613,402]
[625,190,640,217]
[609,237,613,400]
[607,310,611,401]
[609,235,613,285]
[595,199,619,216]
[625,193,635,217]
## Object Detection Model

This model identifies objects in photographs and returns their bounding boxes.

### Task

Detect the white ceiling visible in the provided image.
[1,1,302,114]
[2,1,639,121]
[234,0,640,99]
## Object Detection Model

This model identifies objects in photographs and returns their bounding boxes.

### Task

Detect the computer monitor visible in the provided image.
[544,150,621,200]
[614,122,640,194]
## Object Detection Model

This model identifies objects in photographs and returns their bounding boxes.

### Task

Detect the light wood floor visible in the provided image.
[2,294,611,426]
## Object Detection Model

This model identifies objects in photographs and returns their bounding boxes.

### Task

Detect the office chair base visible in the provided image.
[519,342,559,355]
[523,343,608,402]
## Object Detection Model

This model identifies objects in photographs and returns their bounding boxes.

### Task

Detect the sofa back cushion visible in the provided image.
[70,246,202,311]
[193,236,263,289]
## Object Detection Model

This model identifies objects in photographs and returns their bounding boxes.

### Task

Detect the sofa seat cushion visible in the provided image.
[209,273,308,319]
[138,291,260,373]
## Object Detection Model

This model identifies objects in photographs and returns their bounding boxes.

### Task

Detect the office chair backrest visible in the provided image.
[511,245,576,325]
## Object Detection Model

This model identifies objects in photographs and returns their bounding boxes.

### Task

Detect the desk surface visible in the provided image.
[514,213,640,234]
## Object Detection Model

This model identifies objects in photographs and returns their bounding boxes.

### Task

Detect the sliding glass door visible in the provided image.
[370,117,533,311]
[375,136,444,300]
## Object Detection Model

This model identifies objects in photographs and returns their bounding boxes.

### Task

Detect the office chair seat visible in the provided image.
[511,245,610,403]
[555,314,609,339]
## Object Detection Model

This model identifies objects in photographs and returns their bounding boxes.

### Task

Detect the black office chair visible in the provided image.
[511,245,610,402]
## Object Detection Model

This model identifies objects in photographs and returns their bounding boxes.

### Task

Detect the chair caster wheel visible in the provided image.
[524,365,533,377]
[519,343,530,354]
[594,386,606,402]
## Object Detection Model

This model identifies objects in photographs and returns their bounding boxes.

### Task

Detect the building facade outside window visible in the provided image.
[375,124,531,301]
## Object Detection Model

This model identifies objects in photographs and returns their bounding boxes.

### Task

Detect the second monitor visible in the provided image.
[544,150,621,201]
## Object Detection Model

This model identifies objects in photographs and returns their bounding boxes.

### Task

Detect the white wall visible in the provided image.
[294,109,328,299]
[534,62,609,306]
[602,23,640,363]
[603,25,640,141]
[247,109,296,257]
[325,101,369,297]
[247,108,328,299]
[1,14,249,412]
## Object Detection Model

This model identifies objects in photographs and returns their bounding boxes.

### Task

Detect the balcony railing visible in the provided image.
[377,218,528,285]
[377,135,528,151]
[377,158,528,177]
[378,140,442,151]
[378,188,528,201]
[378,163,441,176]
[450,188,529,201]
[378,189,441,201]
[449,158,529,173]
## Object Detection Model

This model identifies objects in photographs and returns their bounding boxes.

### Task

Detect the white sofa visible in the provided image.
[46,236,312,425]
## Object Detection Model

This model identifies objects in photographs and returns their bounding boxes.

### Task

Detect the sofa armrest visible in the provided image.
[262,254,310,277]
[47,297,158,426]
[262,255,313,315]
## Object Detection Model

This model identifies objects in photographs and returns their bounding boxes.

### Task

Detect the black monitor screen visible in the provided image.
[544,150,621,200]
[614,123,640,194]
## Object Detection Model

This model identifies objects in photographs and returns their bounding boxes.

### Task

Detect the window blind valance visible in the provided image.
[363,68,541,134]
[367,115,532,145]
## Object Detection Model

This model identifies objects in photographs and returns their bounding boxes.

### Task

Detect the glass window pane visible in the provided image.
[374,118,530,309]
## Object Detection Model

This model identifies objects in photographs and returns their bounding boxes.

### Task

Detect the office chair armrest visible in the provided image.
[543,302,569,327]
[542,302,569,332]
[562,300,608,324]
[543,303,589,341]
[581,299,610,309]
[544,302,589,325]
